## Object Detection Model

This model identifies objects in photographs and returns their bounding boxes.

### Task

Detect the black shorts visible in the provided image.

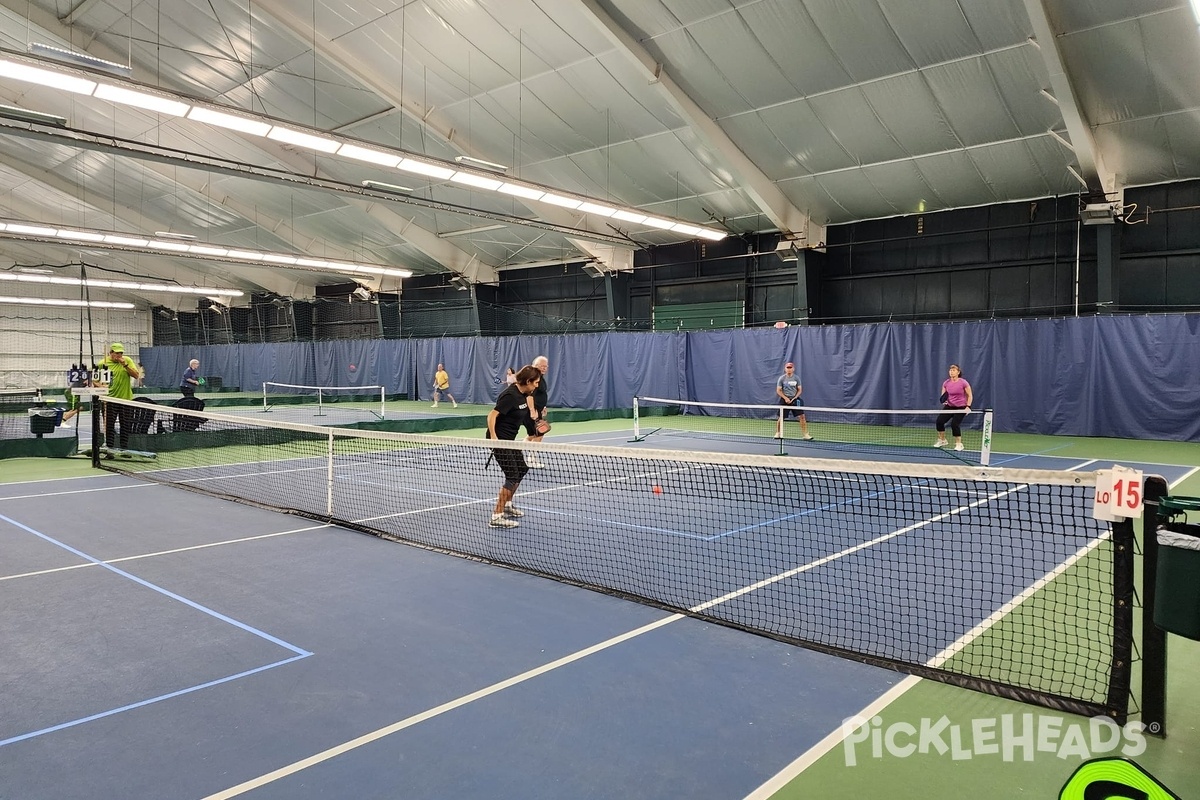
[494,447,529,484]
[779,398,805,417]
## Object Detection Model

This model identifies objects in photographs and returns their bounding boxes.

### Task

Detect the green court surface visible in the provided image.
[1,420,1197,800]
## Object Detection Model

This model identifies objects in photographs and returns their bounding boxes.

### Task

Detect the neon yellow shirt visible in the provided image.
[434,369,450,390]
[100,357,140,400]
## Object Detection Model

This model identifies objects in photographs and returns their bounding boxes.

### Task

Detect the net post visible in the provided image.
[326,429,335,517]
[262,383,269,413]
[378,386,386,420]
[91,395,101,468]
[316,388,325,417]
[1141,475,1170,737]
[632,397,641,441]
[775,407,785,456]
[980,409,994,466]
[1108,515,1136,725]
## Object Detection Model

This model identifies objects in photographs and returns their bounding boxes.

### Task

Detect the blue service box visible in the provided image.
[1154,496,1200,641]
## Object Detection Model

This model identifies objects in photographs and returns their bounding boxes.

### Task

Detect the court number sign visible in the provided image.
[1092,466,1144,522]
[1059,757,1179,799]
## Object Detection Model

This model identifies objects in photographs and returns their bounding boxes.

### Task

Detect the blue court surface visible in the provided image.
[0,440,1192,799]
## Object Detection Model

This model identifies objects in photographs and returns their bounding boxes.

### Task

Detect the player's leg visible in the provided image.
[951,412,965,450]
[448,392,458,408]
[798,410,813,440]
[431,388,439,408]
[490,450,521,527]
[934,413,950,446]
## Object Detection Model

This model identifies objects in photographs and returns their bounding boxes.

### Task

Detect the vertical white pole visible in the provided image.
[632,397,641,440]
[326,429,335,516]
[262,382,268,412]
[981,409,994,467]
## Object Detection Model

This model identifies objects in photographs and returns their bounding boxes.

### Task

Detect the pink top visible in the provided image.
[942,378,971,407]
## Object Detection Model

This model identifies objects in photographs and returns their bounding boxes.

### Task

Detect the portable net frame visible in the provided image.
[262,381,386,420]
[634,396,994,465]
[0,388,45,439]
[96,396,1135,721]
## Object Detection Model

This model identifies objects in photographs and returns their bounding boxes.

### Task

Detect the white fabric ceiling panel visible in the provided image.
[734,101,850,176]
[958,0,1033,50]
[921,58,1023,147]
[802,0,919,83]
[981,45,1061,136]
[965,138,1065,199]
[876,0,984,67]
[859,72,960,156]
[676,14,798,113]
[1094,118,1184,185]
[1047,0,1178,32]
[1064,9,1200,127]
[910,150,997,209]
[313,1,404,41]
[853,159,934,217]
[736,1,852,97]
[808,88,909,166]
[808,169,892,221]
[647,28,755,119]
[604,0,692,40]
[657,0,739,28]
[718,112,804,180]
[129,2,309,99]
[218,55,389,132]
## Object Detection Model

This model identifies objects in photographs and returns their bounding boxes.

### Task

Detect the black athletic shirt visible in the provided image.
[531,372,548,412]
[492,384,531,440]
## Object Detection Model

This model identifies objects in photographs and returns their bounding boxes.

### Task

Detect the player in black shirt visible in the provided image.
[486,364,542,528]
[524,355,550,468]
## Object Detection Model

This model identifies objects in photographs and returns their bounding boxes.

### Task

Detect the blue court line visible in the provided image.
[0,513,311,657]
[0,653,311,748]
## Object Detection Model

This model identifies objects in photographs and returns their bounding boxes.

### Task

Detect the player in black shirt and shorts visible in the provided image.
[486,365,542,528]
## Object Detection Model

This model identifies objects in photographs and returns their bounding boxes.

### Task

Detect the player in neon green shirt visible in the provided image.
[100,342,141,451]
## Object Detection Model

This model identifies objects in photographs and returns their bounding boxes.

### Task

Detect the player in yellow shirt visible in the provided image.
[432,363,458,408]
[99,342,141,451]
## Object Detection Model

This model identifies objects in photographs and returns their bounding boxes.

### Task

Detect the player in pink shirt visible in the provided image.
[934,364,973,451]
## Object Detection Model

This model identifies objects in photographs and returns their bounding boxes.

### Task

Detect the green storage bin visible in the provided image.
[1154,496,1200,641]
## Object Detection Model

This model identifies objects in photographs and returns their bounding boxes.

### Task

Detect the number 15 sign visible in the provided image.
[1092,466,1144,521]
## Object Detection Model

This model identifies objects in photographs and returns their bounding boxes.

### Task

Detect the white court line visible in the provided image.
[0,482,156,501]
[0,524,330,583]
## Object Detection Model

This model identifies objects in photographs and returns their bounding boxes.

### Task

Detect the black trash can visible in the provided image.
[1153,496,1200,641]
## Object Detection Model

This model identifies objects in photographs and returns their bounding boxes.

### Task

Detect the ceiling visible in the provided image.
[0,0,1196,306]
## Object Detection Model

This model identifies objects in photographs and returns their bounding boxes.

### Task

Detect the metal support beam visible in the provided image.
[1023,0,1116,198]
[574,0,817,241]
[1095,222,1120,313]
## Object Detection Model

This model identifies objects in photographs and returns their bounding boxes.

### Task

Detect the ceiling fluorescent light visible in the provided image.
[186,106,271,136]
[0,274,243,296]
[28,43,131,77]
[362,180,413,194]
[1190,0,1200,24]
[55,229,105,242]
[696,228,727,241]
[498,183,545,200]
[612,210,648,224]
[438,224,505,239]
[0,219,412,278]
[540,193,583,209]
[397,158,456,180]
[339,143,402,167]
[0,104,66,126]
[449,171,504,191]
[641,216,676,229]
[153,231,197,240]
[670,223,704,236]
[0,295,134,309]
[147,239,192,252]
[0,58,96,93]
[454,155,508,172]
[578,202,617,217]
[94,84,190,116]
[267,126,341,153]
[8,223,58,236]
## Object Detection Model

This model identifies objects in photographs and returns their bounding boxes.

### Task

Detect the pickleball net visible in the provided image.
[262,381,386,420]
[97,395,1133,720]
[634,396,993,464]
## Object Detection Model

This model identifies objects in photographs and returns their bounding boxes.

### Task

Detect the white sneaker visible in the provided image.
[934,440,947,447]
[59,419,74,429]
[503,503,524,518]
[452,402,458,408]
[526,458,545,469]
[802,434,814,441]
[431,403,438,408]
[954,443,964,451]
[489,514,518,528]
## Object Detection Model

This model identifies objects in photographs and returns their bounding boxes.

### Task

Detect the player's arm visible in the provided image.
[965,383,973,410]
[487,408,500,439]
[775,379,787,402]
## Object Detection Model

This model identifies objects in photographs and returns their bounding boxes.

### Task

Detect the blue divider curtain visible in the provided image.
[141,314,1200,441]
